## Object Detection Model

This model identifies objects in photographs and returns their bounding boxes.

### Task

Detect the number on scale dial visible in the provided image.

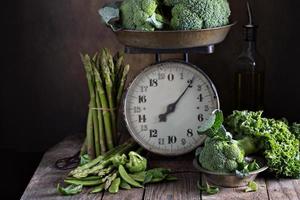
[124,61,219,156]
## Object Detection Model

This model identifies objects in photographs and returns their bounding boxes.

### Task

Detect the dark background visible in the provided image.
[2,0,300,199]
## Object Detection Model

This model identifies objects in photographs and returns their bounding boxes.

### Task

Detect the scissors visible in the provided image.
[55,151,80,170]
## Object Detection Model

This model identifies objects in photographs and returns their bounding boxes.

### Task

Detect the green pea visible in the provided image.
[90,183,105,194]
[108,178,121,193]
[118,165,143,188]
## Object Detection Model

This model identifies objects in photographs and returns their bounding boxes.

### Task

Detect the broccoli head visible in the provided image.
[198,136,257,173]
[170,4,203,30]
[120,0,165,31]
[168,0,230,30]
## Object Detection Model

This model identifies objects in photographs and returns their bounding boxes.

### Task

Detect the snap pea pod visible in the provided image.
[108,178,121,193]
[129,172,146,182]
[64,178,103,186]
[119,179,131,190]
[118,165,143,188]
[90,183,105,194]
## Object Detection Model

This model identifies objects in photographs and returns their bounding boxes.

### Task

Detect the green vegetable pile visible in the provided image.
[197,110,300,178]
[227,110,300,178]
[57,141,176,195]
[99,0,231,31]
[80,48,129,159]
[197,110,261,176]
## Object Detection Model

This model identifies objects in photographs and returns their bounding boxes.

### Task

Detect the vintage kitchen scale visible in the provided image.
[111,23,235,156]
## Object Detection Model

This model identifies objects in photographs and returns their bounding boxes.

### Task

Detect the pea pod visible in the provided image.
[90,183,105,194]
[64,178,103,186]
[118,165,143,188]
[120,179,131,190]
[108,178,121,193]
[129,171,146,182]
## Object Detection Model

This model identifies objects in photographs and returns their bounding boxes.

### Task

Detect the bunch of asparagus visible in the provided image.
[80,48,130,158]
[57,141,177,195]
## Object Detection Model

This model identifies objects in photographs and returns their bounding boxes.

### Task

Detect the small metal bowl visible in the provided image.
[193,157,268,188]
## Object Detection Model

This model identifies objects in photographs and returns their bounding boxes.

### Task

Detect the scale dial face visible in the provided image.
[124,61,219,156]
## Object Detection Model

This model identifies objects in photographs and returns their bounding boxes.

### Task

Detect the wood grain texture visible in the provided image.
[143,172,200,200]
[202,177,269,200]
[21,136,300,200]
[20,135,89,200]
[266,178,300,200]
[102,188,144,200]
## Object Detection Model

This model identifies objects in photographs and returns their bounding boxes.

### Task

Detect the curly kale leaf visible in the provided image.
[226,110,300,178]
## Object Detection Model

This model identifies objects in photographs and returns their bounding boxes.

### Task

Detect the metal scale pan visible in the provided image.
[110,22,236,49]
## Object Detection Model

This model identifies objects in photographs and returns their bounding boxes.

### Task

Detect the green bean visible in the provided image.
[64,178,103,186]
[120,179,131,190]
[118,165,143,188]
[90,183,105,194]
[108,178,121,193]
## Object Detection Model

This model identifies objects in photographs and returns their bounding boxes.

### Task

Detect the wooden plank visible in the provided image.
[201,177,269,200]
[20,135,105,200]
[102,188,144,200]
[266,178,300,200]
[147,153,198,173]
[143,172,200,200]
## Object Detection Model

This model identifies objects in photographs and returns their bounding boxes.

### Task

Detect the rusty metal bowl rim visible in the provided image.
[193,157,268,177]
[113,22,237,33]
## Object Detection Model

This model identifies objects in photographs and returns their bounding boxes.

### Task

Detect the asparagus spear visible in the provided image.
[91,60,107,154]
[86,106,95,158]
[70,140,136,178]
[81,54,100,158]
[80,137,87,156]
[100,50,117,148]
[117,64,130,105]
[69,142,127,176]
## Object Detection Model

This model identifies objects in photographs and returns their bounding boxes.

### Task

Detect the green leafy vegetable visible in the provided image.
[226,110,300,178]
[245,181,258,192]
[197,181,219,195]
[57,184,83,196]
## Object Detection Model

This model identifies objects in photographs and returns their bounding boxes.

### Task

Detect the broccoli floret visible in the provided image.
[125,151,147,173]
[168,0,230,30]
[198,137,257,173]
[120,0,164,31]
[170,4,203,30]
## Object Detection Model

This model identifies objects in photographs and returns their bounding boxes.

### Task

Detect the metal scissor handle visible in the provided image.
[55,151,80,170]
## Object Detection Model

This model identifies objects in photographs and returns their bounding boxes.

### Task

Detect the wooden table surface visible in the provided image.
[21,136,300,200]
